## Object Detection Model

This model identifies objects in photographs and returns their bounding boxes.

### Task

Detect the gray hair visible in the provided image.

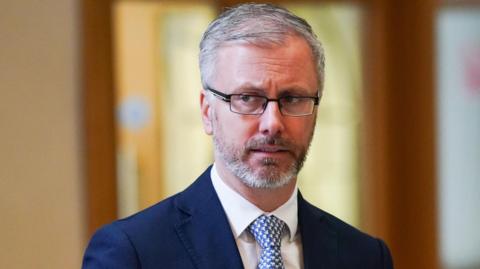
[199,3,325,95]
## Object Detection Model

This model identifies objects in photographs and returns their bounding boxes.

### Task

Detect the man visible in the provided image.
[83,3,393,269]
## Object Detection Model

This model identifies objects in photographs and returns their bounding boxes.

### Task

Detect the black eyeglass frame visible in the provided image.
[205,86,320,117]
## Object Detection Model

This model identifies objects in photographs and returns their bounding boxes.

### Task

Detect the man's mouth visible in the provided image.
[250,145,289,153]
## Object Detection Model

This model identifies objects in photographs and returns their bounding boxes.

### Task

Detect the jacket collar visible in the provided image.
[173,166,244,269]
[298,192,338,269]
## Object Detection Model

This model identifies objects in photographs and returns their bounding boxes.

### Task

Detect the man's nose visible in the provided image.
[258,101,285,136]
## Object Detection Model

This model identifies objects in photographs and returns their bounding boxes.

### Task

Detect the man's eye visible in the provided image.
[283,96,300,104]
[239,95,254,102]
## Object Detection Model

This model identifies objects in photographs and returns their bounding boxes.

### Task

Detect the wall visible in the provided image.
[0,0,85,268]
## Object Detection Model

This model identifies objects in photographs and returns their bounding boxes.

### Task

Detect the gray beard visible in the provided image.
[213,134,308,189]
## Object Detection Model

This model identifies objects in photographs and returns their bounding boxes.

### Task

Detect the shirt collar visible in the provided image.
[210,163,298,242]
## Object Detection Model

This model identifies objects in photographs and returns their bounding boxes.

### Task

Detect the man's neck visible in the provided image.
[214,162,297,212]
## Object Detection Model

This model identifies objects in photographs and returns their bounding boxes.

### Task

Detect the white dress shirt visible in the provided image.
[210,164,304,269]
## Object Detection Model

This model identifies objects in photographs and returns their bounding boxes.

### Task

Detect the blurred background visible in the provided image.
[1,0,479,268]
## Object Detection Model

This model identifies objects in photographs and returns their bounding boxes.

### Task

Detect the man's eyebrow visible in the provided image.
[231,85,267,94]
[231,85,316,96]
[279,87,317,96]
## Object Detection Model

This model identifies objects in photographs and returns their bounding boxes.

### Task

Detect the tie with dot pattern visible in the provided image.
[248,214,286,269]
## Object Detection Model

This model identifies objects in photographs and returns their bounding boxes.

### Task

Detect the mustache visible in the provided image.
[245,136,295,150]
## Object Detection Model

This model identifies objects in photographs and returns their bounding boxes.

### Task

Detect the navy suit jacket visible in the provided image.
[83,166,393,268]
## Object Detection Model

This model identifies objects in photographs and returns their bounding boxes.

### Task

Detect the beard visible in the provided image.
[211,116,314,189]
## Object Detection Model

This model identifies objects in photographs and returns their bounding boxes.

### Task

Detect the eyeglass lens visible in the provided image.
[230,95,315,116]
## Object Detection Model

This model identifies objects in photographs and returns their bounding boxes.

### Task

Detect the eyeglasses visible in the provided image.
[205,87,319,116]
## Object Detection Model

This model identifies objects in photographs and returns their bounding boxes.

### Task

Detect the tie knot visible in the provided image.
[248,215,286,249]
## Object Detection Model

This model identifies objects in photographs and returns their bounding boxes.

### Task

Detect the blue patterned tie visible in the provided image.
[248,215,286,269]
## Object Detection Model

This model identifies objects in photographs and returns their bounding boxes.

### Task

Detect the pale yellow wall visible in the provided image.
[0,0,85,268]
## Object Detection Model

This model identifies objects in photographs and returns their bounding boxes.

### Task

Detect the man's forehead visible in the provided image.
[214,36,313,61]
[212,37,317,86]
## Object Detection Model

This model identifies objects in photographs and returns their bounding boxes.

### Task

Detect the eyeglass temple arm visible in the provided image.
[205,87,230,102]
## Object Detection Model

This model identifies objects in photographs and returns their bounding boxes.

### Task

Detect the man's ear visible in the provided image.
[200,90,213,135]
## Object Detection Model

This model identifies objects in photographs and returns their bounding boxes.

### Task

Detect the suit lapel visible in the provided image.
[298,193,338,269]
[174,167,244,269]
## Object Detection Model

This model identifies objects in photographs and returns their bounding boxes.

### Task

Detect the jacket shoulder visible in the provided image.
[82,195,182,269]
[82,167,213,269]
[300,198,394,268]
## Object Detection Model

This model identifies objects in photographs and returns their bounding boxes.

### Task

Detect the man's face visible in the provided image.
[201,35,319,189]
